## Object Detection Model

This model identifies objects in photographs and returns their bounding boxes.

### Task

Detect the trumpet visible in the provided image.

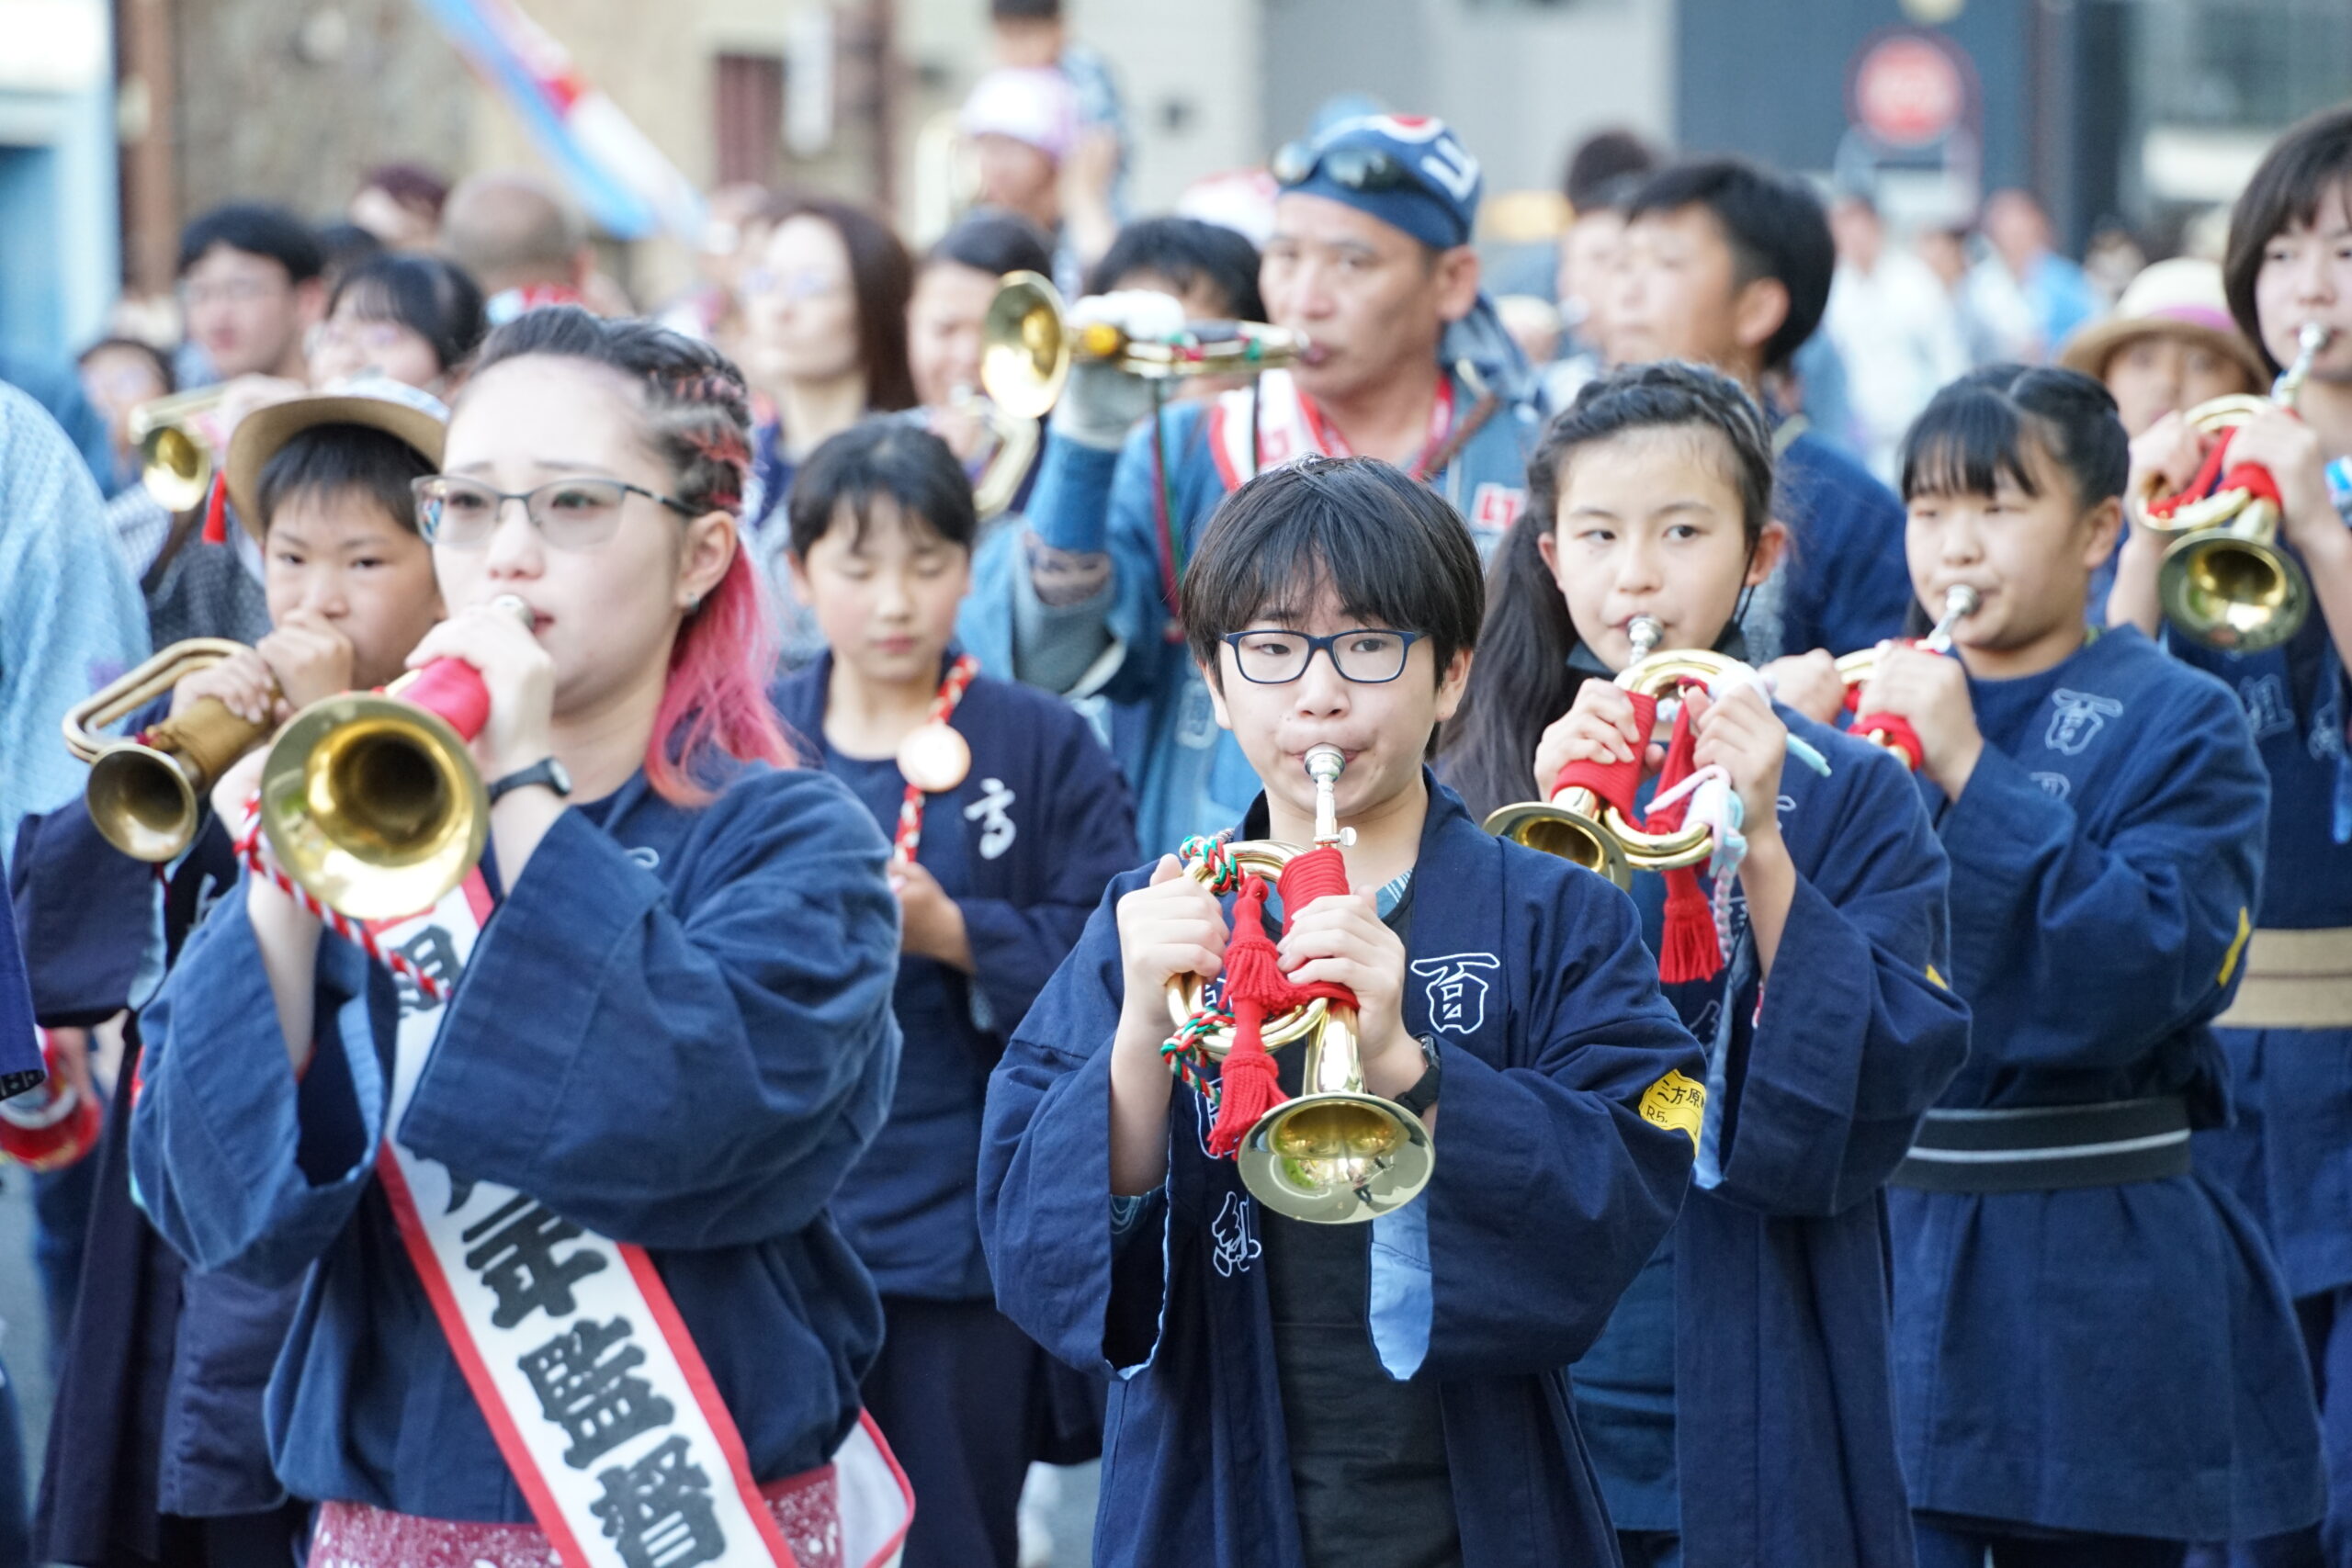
[128,387,232,513]
[1835,585,1980,768]
[62,641,277,862]
[947,386,1039,521]
[2128,322,2327,654]
[1486,616,1755,890]
[979,271,1307,422]
[1163,746,1434,1224]
[258,596,533,919]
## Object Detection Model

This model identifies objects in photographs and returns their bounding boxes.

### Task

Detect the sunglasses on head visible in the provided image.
[1271,141,1420,196]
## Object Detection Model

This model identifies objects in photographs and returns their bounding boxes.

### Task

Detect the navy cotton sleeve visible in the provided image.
[395,772,903,1250]
[1706,743,1970,1216]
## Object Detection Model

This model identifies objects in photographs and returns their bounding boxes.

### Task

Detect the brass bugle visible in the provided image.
[1835,584,1979,768]
[259,596,533,920]
[946,386,1040,521]
[1164,746,1433,1224]
[2132,322,2326,654]
[980,271,1307,422]
[128,387,232,513]
[62,640,276,862]
[1486,616,1731,890]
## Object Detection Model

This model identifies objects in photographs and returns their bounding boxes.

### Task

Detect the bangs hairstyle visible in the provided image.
[1898,364,2128,509]
[1439,361,1775,821]
[1180,455,1483,684]
[254,423,435,536]
[2223,105,2352,376]
[329,253,489,377]
[787,417,978,558]
[466,306,789,806]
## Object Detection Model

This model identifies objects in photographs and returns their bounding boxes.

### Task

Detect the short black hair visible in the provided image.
[786,417,977,558]
[1087,218,1266,321]
[1181,455,1483,685]
[329,252,489,376]
[177,202,326,284]
[1628,159,1834,375]
[2224,104,2352,377]
[254,423,435,536]
[1900,364,2128,510]
[927,208,1056,282]
[1562,129,1660,212]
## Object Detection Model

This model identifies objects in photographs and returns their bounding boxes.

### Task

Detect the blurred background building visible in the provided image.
[1,0,2348,363]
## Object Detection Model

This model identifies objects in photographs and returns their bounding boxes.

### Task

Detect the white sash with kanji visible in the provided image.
[371,873,913,1568]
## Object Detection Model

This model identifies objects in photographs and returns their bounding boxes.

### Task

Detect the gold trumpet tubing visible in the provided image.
[1163,839,1328,1057]
[124,386,232,445]
[62,638,254,760]
[1092,326,1310,380]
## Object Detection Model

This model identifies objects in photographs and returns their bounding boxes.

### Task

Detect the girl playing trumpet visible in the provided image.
[1442,360,1969,1568]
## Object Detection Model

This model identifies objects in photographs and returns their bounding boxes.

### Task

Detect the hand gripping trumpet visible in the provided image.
[2128,321,2329,653]
[62,640,277,862]
[1835,584,1980,770]
[257,595,535,920]
[1481,616,1729,892]
[1160,746,1434,1224]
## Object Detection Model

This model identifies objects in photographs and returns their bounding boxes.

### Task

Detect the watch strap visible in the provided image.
[1393,1034,1442,1116]
[488,758,571,806]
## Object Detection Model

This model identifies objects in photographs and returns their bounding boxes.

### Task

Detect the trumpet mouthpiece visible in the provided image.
[492,594,537,631]
[1304,744,1346,784]
[1947,584,1980,617]
[1628,616,1663,660]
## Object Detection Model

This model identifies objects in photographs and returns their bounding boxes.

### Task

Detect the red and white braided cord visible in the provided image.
[890,653,981,866]
[232,795,448,1001]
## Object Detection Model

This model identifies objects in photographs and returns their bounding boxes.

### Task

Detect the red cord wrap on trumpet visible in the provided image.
[1204,844,1358,1158]
[1544,688,1721,984]
[2143,426,2286,523]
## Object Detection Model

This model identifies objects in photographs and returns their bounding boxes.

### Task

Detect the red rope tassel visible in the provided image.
[1645,695,1722,984]
[1207,876,1289,1156]
[200,473,231,544]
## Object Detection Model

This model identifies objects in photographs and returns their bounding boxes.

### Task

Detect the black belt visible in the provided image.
[1890,1096,2192,1193]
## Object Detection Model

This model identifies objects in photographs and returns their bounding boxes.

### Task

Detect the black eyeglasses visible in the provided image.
[1270,141,1419,195]
[413,475,695,550]
[1222,627,1423,685]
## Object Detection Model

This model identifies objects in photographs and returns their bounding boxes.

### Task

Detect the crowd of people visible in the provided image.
[3,3,2352,1564]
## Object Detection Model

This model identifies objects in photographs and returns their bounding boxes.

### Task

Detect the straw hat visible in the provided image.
[223,377,448,541]
[2057,258,2267,388]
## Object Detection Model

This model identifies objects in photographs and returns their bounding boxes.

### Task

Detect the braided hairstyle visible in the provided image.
[1438,360,1777,819]
[465,306,789,805]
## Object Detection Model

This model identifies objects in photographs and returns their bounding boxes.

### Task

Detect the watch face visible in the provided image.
[547,759,573,795]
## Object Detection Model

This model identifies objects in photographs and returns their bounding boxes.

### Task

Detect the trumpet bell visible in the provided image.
[85,743,204,863]
[1482,799,1632,890]
[2158,524,2310,654]
[260,693,488,920]
[140,423,214,513]
[1238,1090,1435,1224]
[980,271,1071,422]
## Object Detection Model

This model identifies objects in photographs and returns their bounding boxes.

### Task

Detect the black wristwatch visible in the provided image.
[488,757,573,807]
[1393,1034,1442,1116]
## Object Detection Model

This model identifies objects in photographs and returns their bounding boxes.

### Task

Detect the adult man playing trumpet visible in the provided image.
[1008,114,1545,855]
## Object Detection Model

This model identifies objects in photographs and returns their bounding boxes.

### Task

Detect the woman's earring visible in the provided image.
[684,593,703,615]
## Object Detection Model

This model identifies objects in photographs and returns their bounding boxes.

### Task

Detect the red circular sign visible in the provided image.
[1852,33,1967,149]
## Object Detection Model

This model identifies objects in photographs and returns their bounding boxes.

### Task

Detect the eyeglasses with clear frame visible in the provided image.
[412,475,695,551]
[1220,627,1424,684]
